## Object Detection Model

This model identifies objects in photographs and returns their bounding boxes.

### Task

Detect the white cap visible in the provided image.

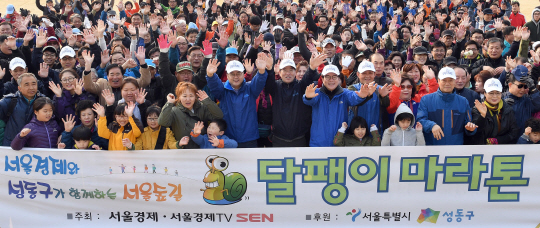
[9,57,26,70]
[226,60,245,73]
[60,46,76,58]
[357,60,376,73]
[438,67,456,80]
[355,6,362,11]
[533,41,540,51]
[484,78,502,93]
[273,25,284,32]
[322,64,340,76]
[279,59,296,70]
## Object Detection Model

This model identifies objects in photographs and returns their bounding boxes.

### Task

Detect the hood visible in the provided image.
[532,8,540,22]
[394,103,415,130]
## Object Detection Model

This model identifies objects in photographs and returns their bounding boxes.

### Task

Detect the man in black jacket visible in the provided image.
[471,37,519,77]
[454,66,480,108]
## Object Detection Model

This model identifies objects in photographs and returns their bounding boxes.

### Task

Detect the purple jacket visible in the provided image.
[54,89,94,124]
[11,116,61,150]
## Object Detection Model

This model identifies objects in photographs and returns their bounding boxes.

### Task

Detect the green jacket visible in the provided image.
[333,131,381,147]
[0,120,5,144]
[158,98,223,149]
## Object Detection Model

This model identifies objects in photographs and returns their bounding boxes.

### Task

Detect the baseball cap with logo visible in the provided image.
[291,46,300,53]
[321,38,336,47]
[511,65,528,81]
[358,60,376,73]
[322,64,340,76]
[226,60,245,73]
[9,57,27,70]
[486,24,496,32]
[438,67,456,80]
[176,61,193,72]
[279,59,296,70]
[226,47,238,56]
[484,78,502,93]
[59,46,76,58]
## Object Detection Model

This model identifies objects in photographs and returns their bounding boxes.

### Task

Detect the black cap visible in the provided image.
[441,29,454,37]
[443,56,458,66]
[483,8,493,14]
[413,46,428,55]
[43,46,57,54]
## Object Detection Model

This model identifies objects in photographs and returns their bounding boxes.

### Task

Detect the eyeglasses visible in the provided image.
[324,75,339,80]
[465,48,477,51]
[516,84,528,89]
[115,115,128,120]
[61,77,76,83]
[147,117,158,122]
[190,54,203,59]
[401,85,413,90]
[179,42,188,46]
[44,54,56,58]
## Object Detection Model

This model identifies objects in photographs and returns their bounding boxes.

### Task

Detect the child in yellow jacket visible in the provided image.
[93,102,143,150]
[127,105,186,150]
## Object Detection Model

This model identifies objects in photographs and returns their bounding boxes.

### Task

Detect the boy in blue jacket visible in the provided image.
[190,120,238,148]
[206,53,272,148]
[517,118,540,144]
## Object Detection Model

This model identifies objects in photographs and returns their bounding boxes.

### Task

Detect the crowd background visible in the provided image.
[1,0,540,151]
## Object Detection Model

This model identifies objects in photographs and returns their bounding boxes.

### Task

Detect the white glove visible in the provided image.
[83,16,92,29]
[370,125,378,132]
[260,20,270,33]
[342,56,353,68]
[290,22,298,35]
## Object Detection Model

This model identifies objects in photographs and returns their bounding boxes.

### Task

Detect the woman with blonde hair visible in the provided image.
[158,82,223,149]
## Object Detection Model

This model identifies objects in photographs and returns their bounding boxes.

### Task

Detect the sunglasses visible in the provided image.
[516,84,528,89]
[401,85,413,89]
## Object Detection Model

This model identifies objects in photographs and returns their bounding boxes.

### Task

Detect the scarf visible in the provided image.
[484,100,503,134]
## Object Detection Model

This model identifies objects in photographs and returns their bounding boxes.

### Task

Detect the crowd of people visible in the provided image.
[0,0,539,150]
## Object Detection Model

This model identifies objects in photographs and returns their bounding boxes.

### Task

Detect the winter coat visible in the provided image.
[525,9,540,42]
[158,98,223,149]
[517,134,540,144]
[97,116,143,151]
[456,87,481,108]
[417,89,476,145]
[0,92,45,146]
[471,101,520,145]
[61,124,109,150]
[303,85,368,147]
[54,89,94,124]
[11,116,60,150]
[190,132,238,148]
[265,68,319,141]
[471,41,519,77]
[502,91,540,135]
[206,71,268,143]
[333,130,381,147]
[348,83,390,130]
[134,126,178,150]
[382,103,425,146]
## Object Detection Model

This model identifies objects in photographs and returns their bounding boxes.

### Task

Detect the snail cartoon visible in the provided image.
[201,155,247,205]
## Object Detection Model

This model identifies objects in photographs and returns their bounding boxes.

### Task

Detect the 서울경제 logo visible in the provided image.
[417,208,440,224]
[346,209,361,222]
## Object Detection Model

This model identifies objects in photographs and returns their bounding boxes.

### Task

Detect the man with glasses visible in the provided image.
[501,65,540,135]
[525,8,540,42]
[304,0,343,40]
[458,41,483,71]
[417,67,478,145]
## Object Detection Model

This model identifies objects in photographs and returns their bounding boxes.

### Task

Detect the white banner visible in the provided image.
[1,145,540,227]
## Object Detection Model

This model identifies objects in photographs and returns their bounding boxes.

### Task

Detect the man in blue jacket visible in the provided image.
[417,67,478,145]
[303,64,375,147]
[0,73,44,146]
[206,53,270,148]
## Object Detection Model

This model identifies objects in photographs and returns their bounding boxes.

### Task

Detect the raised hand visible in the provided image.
[134,88,147,104]
[255,53,267,73]
[367,81,378,95]
[92,103,106,118]
[101,49,111,65]
[82,29,96,45]
[206,59,221,77]
[160,20,171,34]
[505,56,516,72]
[102,89,116,106]
[196,90,209,101]
[422,66,435,80]
[82,50,95,70]
[122,138,133,148]
[298,21,307,33]
[193,121,205,134]
[390,69,402,86]
[243,59,254,74]
[62,114,76,132]
[465,122,478,132]
[253,33,264,47]
[167,93,176,104]
[474,99,487,118]
[415,122,423,131]
[157,34,171,51]
[37,62,49,79]
[125,101,136,117]
[179,136,190,146]
[356,83,370,98]
[388,125,397,132]
[524,127,532,136]
[522,27,531,41]
[135,46,146,63]
[20,128,32,138]
[23,29,35,45]
[378,84,391,97]
[217,29,229,49]
[305,83,319,98]
[309,52,328,70]
[342,122,348,129]
[209,135,220,147]
[74,79,84,95]
[49,81,63,97]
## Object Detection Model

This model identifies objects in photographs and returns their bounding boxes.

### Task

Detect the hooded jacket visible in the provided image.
[158,97,223,149]
[303,85,368,147]
[382,103,425,146]
[417,89,477,145]
[266,68,319,141]
[206,71,268,143]
[11,116,60,150]
[0,92,45,146]
[471,101,520,145]
[525,8,540,42]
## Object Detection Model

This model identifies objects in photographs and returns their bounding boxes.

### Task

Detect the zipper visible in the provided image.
[442,109,444,128]
[45,123,51,148]
[451,110,453,129]
[402,130,405,146]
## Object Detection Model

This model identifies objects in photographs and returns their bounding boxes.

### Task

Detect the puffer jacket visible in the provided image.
[190,132,238,148]
[501,91,540,135]
[158,98,223,149]
[206,71,267,143]
[11,116,60,150]
[382,103,425,146]
[303,86,368,147]
[348,83,390,130]
[0,92,45,146]
[134,126,178,150]
[54,89,94,124]
[61,124,109,150]
[417,89,477,145]
[98,116,143,151]
[471,101,520,145]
